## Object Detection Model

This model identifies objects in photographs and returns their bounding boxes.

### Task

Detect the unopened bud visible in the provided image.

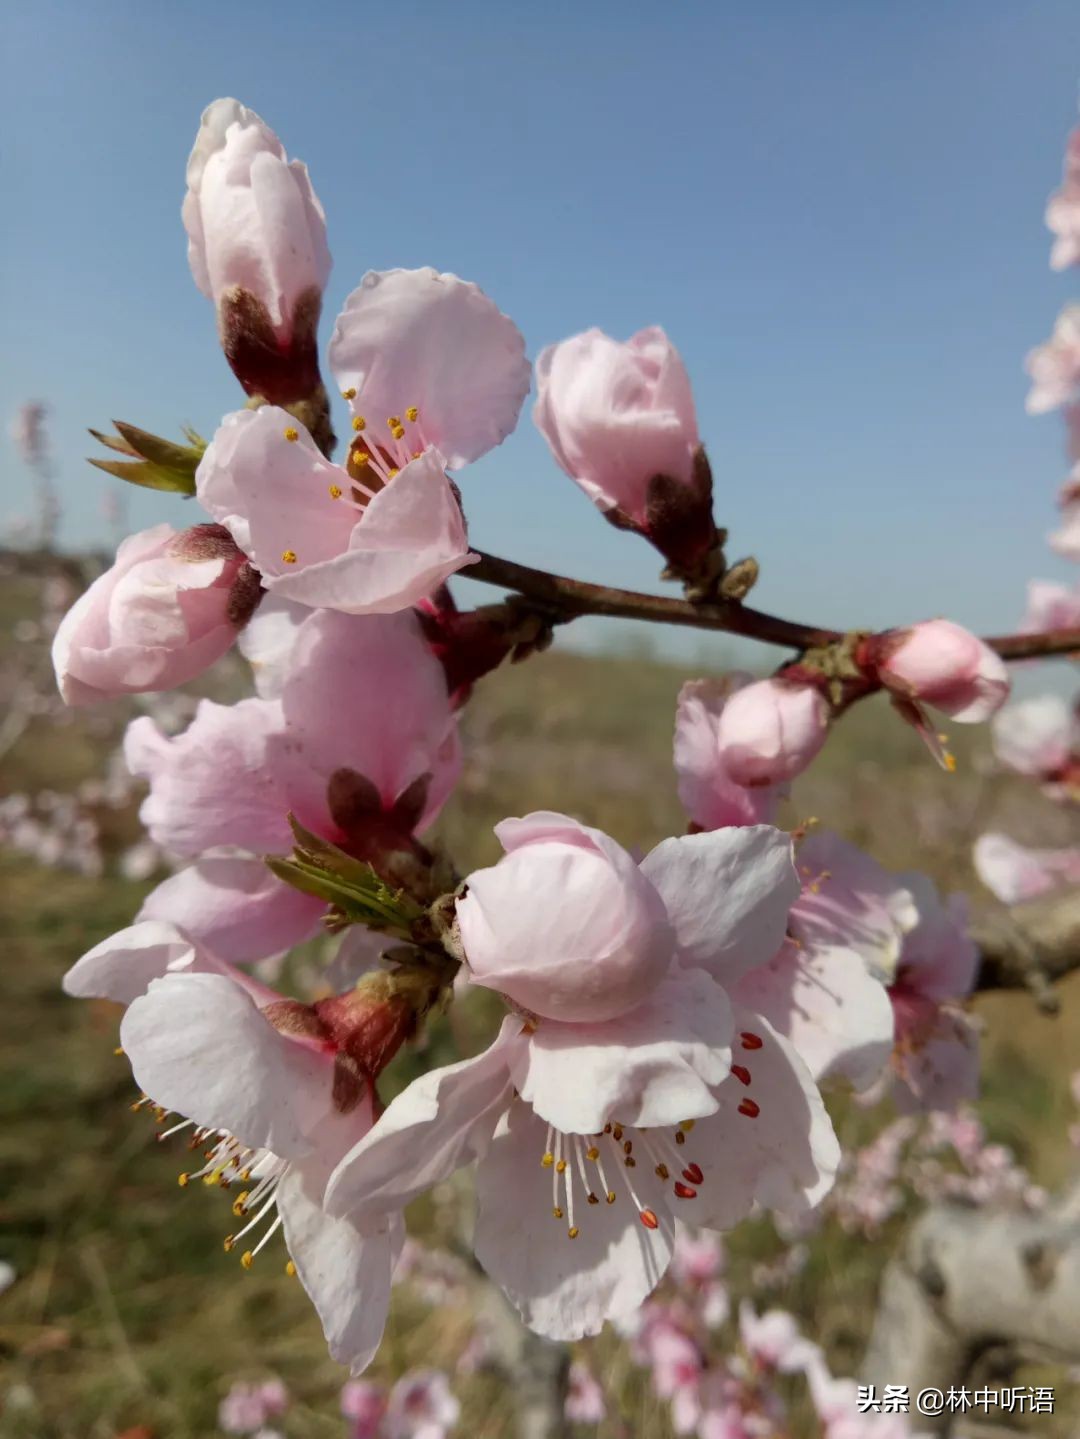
[867,619,1010,723]
[715,677,831,785]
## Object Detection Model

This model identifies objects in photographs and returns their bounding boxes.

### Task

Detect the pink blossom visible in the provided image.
[340,1379,388,1439]
[383,1370,460,1439]
[564,1362,607,1424]
[991,694,1080,796]
[869,620,1010,723]
[1020,578,1080,634]
[533,327,713,571]
[715,678,831,786]
[64,923,402,1373]
[127,609,459,961]
[196,408,474,617]
[1047,124,1080,271]
[51,524,258,705]
[973,832,1080,904]
[327,821,838,1342]
[456,812,674,1023]
[737,1301,818,1373]
[674,678,786,830]
[330,268,530,472]
[1026,304,1080,414]
[184,99,329,399]
[670,1229,725,1286]
[219,1379,289,1435]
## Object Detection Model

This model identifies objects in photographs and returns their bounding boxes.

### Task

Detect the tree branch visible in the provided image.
[467,551,1080,660]
[973,885,1080,1012]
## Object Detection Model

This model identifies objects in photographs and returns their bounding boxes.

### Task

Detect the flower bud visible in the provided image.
[533,327,717,574]
[869,619,1009,722]
[52,523,260,705]
[183,99,331,410]
[715,678,831,786]
[457,812,673,1022]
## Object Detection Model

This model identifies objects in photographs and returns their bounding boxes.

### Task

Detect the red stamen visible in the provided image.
[682,1163,704,1184]
[738,1098,760,1118]
[731,1063,752,1086]
[740,1031,763,1050]
[639,1208,660,1230]
[673,1182,698,1200]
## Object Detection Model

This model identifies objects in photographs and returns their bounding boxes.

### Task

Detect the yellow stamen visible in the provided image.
[606,1191,616,1204]
[231,1191,250,1218]
[586,1146,599,1161]
[328,484,342,500]
[281,550,297,565]
[387,468,399,478]
[555,1159,567,1174]
[285,1260,297,1277]
[391,425,405,440]
[113,1046,124,1056]
[283,427,299,443]
[352,416,367,432]
[540,1152,555,1168]
[177,1173,190,1188]
[240,1251,254,1270]
[680,1120,696,1132]
[341,387,357,400]
[405,406,419,422]
[352,451,370,468]
[386,416,401,429]
[552,1206,563,1219]
[223,1236,235,1252]
[568,1226,580,1239]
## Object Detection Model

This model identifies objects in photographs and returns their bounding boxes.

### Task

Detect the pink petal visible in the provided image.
[674,678,784,830]
[121,972,335,1160]
[511,968,733,1133]
[137,857,325,963]
[329,268,530,469]
[641,827,800,986]
[62,919,202,1004]
[473,1099,674,1341]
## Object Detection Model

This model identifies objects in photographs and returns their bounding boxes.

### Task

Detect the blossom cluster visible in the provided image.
[47,97,1011,1396]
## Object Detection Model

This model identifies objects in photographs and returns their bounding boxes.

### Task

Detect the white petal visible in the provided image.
[278,1168,403,1374]
[641,828,800,985]
[474,1100,674,1341]
[325,1021,522,1219]
[62,919,199,1004]
[121,972,334,1159]
[512,969,732,1133]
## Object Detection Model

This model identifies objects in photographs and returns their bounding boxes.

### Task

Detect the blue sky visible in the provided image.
[4,0,1080,663]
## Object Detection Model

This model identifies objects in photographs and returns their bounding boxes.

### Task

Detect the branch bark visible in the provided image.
[973,885,1080,1012]
[466,550,1080,661]
[862,1198,1080,1436]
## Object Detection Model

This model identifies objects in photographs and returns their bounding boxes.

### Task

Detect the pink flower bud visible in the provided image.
[52,523,258,705]
[533,327,714,569]
[183,99,331,401]
[456,812,673,1022]
[715,679,831,786]
[871,620,1009,722]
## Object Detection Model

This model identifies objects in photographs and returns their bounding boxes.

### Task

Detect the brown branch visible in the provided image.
[972,884,1080,1011]
[467,550,1080,661]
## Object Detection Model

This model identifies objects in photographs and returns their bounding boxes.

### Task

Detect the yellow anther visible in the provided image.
[113,1046,124,1056]
[606,1191,617,1204]
[586,1146,600,1161]
[328,484,342,500]
[240,1169,252,1182]
[283,427,299,443]
[386,416,401,429]
[231,1191,250,1218]
[352,416,367,432]
[387,468,399,478]
[281,550,297,565]
[342,387,357,400]
[223,1236,235,1252]
[391,425,406,441]
[412,450,422,458]
[351,451,370,468]
[540,1152,555,1168]
[680,1120,696,1132]
[555,1159,567,1174]
[406,406,419,422]
[568,1226,580,1240]
[285,1260,297,1277]
[943,750,957,773]
[240,1251,254,1270]
[552,1205,563,1219]
[177,1173,190,1188]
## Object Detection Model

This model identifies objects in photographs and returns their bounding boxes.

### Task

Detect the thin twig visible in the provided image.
[467,550,1080,660]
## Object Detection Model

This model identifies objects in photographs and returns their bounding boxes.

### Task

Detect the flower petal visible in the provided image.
[121,972,334,1160]
[641,827,800,985]
[325,1021,523,1219]
[673,1007,839,1230]
[512,969,732,1133]
[278,1168,403,1374]
[474,1100,674,1341]
[62,919,201,1004]
[137,856,325,963]
[329,268,530,469]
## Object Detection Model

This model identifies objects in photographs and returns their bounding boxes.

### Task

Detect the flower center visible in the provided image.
[538,1119,705,1240]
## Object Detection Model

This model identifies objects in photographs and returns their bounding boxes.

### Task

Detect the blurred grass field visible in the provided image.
[2,561,1080,1437]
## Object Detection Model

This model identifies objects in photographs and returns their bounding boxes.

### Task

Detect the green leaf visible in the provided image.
[88,457,197,495]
